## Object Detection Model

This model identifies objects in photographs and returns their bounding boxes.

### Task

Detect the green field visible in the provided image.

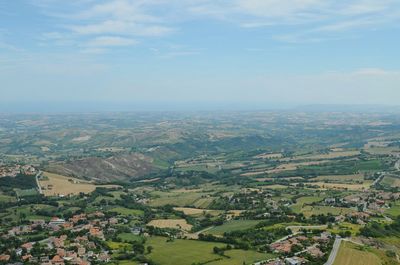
[149,190,210,207]
[385,201,400,218]
[108,207,144,216]
[333,242,382,265]
[206,220,260,235]
[381,176,400,188]
[145,236,274,265]
[193,197,215,208]
[290,196,325,213]
[328,222,361,236]
[301,206,354,217]
[0,204,56,222]
[0,194,16,202]
[117,233,144,242]
[15,188,39,197]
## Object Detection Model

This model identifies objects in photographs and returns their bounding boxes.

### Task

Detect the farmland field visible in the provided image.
[206,220,260,235]
[39,172,96,196]
[108,207,144,217]
[173,207,222,216]
[315,174,364,182]
[381,175,400,188]
[333,241,381,265]
[290,196,325,213]
[300,206,353,217]
[145,236,274,265]
[149,190,210,207]
[147,219,193,231]
[310,181,372,190]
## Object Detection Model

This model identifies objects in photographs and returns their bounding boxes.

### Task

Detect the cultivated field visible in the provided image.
[39,172,96,196]
[315,174,364,182]
[310,181,372,190]
[173,207,221,216]
[147,219,193,231]
[149,190,212,207]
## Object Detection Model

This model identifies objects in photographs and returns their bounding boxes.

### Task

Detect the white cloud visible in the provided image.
[28,0,400,49]
[85,36,137,47]
[69,20,174,36]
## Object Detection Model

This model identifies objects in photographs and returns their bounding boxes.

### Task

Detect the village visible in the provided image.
[0,211,121,265]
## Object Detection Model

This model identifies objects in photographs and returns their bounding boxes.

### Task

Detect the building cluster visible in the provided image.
[254,232,332,265]
[0,164,37,177]
[0,211,119,265]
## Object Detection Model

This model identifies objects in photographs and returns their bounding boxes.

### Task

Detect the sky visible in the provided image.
[1,0,400,109]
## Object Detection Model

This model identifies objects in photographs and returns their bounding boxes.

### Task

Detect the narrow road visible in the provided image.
[373,173,385,186]
[324,237,342,265]
[272,225,328,244]
[272,232,300,244]
[286,225,327,233]
[395,159,400,171]
[35,170,43,194]
[186,226,215,239]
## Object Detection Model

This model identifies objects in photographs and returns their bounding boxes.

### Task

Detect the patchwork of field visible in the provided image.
[147,219,193,231]
[205,220,260,235]
[145,236,275,265]
[299,150,360,160]
[242,160,330,176]
[254,153,283,159]
[333,241,382,265]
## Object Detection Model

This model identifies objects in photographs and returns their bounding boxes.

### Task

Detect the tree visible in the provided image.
[147,246,153,254]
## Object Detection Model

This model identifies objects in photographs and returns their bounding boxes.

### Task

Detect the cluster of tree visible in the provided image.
[360,216,400,237]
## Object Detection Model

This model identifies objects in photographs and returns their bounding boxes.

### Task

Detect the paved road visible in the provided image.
[272,225,328,244]
[373,173,385,186]
[324,237,342,265]
[286,225,327,232]
[35,170,43,194]
[186,226,215,239]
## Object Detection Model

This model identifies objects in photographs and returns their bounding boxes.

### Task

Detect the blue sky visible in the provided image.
[1,0,400,107]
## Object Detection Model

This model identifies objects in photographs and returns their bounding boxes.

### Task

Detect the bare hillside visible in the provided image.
[46,153,156,182]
